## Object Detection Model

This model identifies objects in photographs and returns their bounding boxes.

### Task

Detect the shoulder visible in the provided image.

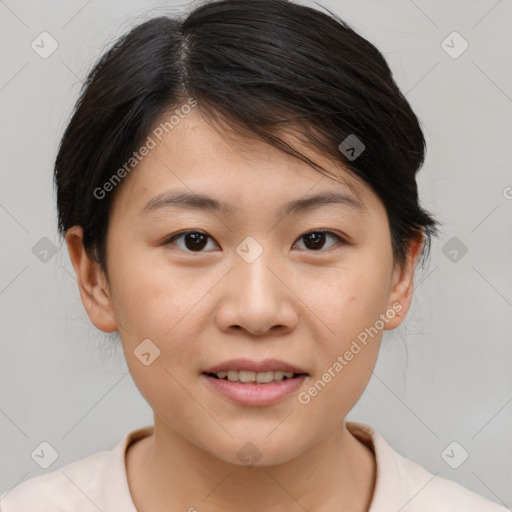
[0,449,110,512]
[395,450,508,511]
[0,425,153,512]
[346,422,508,512]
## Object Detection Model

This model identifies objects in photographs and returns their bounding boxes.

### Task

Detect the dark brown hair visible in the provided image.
[54,0,438,276]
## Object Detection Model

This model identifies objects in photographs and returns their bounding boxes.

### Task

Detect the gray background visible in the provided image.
[1,0,511,507]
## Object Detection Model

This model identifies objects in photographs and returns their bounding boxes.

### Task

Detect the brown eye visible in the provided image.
[166,230,217,252]
[293,230,343,251]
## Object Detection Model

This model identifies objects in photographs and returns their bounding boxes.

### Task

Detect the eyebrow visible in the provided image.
[140,189,365,217]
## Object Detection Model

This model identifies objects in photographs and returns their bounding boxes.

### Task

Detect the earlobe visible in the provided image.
[65,226,118,333]
[384,233,424,330]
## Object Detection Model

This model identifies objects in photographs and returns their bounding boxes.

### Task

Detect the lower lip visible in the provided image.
[201,373,308,406]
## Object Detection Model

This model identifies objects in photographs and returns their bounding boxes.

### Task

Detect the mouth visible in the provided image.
[201,358,309,406]
[203,369,307,384]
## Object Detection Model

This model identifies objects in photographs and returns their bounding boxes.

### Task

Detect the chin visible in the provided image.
[208,430,308,468]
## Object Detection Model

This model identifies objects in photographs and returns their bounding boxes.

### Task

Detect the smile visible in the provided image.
[201,371,308,406]
[204,369,304,383]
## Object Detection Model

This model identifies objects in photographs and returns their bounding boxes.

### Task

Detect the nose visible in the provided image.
[214,249,299,337]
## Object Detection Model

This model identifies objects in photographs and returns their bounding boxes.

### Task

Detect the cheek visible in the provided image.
[109,250,216,382]
[108,243,207,336]
[298,267,388,427]
[312,260,392,346]
[304,252,392,403]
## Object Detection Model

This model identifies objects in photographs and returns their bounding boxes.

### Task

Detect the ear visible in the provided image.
[65,226,118,333]
[384,231,424,330]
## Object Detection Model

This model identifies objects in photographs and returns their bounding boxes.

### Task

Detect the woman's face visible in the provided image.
[70,108,417,465]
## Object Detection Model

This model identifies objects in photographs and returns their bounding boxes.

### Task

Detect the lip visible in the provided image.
[201,373,308,406]
[202,358,309,374]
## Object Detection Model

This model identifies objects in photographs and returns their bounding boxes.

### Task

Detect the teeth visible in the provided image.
[213,370,296,383]
[227,370,239,381]
[256,371,274,383]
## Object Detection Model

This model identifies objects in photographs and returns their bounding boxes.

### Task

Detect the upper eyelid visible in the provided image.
[168,228,342,239]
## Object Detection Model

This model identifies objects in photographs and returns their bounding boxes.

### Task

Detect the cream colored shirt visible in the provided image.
[0,422,507,511]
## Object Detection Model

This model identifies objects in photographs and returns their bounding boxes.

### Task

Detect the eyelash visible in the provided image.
[164,229,345,253]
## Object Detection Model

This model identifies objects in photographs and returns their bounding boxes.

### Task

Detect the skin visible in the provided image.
[66,108,423,512]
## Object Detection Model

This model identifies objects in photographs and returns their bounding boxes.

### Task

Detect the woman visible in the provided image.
[1,0,506,510]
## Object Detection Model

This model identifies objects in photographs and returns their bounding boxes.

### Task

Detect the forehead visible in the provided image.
[111,108,376,217]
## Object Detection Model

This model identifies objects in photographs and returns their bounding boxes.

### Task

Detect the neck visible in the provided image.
[126,416,376,512]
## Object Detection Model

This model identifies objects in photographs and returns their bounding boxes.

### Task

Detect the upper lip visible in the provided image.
[203,358,309,374]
